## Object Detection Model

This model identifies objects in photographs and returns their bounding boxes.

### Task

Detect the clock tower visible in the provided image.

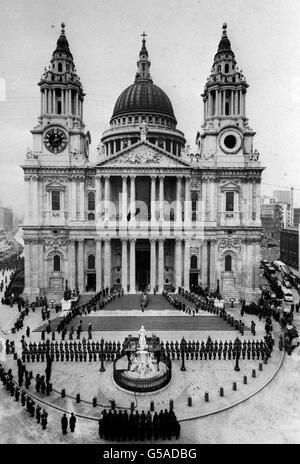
[199,23,255,165]
[30,23,90,165]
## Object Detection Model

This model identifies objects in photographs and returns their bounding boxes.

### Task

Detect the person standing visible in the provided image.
[69,413,76,432]
[61,413,68,434]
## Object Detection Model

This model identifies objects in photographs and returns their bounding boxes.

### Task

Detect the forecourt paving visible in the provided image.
[34,314,245,332]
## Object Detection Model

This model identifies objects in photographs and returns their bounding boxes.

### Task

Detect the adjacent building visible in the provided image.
[0,207,13,231]
[280,227,299,271]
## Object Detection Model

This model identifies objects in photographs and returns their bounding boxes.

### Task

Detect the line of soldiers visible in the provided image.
[48,288,116,336]
[0,363,48,429]
[99,408,180,441]
[163,289,251,336]
[21,335,273,363]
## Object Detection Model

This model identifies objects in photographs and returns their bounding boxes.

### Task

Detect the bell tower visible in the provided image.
[30,23,90,164]
[199,23,255,165]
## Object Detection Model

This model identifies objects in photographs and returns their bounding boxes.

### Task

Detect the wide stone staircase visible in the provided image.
[102,294,174,311]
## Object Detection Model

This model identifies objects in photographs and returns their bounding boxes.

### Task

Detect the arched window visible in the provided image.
[53,255,61,272]
[225,255,232,272]
[191,255,198,269]
[217,65,221,72]
[225,63,229,73]
[88,255,95,269]
[88,191,95,211]
[58,62,63,72]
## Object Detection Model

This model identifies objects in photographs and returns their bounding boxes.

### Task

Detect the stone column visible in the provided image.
[24,177,31,225]
[130,176,136,225]
[122,175,128,226]
[222,90,226,115]
[96,175,102,220]
[159,176,164,221]
[96,239,102,291]
[68,240,76,291]
[150,238,156,292]
[202,179,207,222]
[23,242,31,295]
[31,176,39,225]
[209,239,216,290]
[248,182,252,223]
[104,176,110,222]
[209,178,215,222]
[77,239,84,292]
[230,90,234,115]
[129,239,136,293]
[52,89,56,114]
[235,90,238,115]
[201,240,208,288]
[150,176,156,226]
[68,90,72,115]
[208,92,211,116]
[184,240,190,290]
[175,239,182,290]
[104,239,111,288]
[184,176,191,228]
[158,239,164,293]
[79,179,85,221]
[121,239,128,293]
[176,176,182,225]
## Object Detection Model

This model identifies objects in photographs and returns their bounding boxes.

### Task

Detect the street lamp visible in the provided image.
[180,350,186,371]
[234,348,240,372]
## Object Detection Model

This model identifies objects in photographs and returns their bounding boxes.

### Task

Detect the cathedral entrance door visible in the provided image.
[136,240,150,291]
[86,273,96,292]
[190,272,199,291]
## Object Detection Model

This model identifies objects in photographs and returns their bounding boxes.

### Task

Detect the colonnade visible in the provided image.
[204,88,246,119]
[95,174,191,224]
[40,87,82,118]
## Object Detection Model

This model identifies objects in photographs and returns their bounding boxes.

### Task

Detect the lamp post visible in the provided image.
[180,350,186,371]
[100,351,105,372]
[234,348,240,372]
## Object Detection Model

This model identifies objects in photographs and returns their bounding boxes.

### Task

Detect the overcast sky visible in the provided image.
[1,0,300,216]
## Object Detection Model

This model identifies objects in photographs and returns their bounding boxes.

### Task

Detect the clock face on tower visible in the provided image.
[44,128,68,154]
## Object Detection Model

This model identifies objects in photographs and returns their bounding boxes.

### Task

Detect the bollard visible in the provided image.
[169,399,174,410]
[204,392,209,402]
[150,401,154,412]
[243,375,247,384]
[232,381,237,391]
[61,388,65,398]
[130,402,135,413]
[93,397,97,407]
[188,396,192,407]
[259,363,263,371]
[252,369,256,378]
[110,400,115,410]
[220,387,224,397]
[76,393,80,403]
[13,353,17,360]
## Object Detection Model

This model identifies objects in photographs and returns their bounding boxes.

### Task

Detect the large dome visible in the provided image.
[111,79,176,122]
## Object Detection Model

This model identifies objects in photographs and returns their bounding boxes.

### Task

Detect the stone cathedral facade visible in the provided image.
[22,23,264,303]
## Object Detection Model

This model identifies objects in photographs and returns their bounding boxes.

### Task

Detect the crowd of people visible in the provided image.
[0,362,48,429]
[98,408,180,441]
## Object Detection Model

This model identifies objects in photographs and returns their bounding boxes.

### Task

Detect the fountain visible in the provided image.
[113,326,172,393]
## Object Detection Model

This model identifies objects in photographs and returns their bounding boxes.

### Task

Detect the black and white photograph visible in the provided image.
[0,0,299,450]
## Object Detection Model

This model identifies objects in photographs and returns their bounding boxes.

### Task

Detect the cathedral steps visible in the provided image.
[101,294,174,311]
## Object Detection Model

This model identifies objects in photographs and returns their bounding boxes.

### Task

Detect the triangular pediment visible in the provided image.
[95,141,191,169]
[45,179,66,191]
[220,181,240,192]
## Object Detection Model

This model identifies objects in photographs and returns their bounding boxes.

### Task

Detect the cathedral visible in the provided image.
[21,23,264,303]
